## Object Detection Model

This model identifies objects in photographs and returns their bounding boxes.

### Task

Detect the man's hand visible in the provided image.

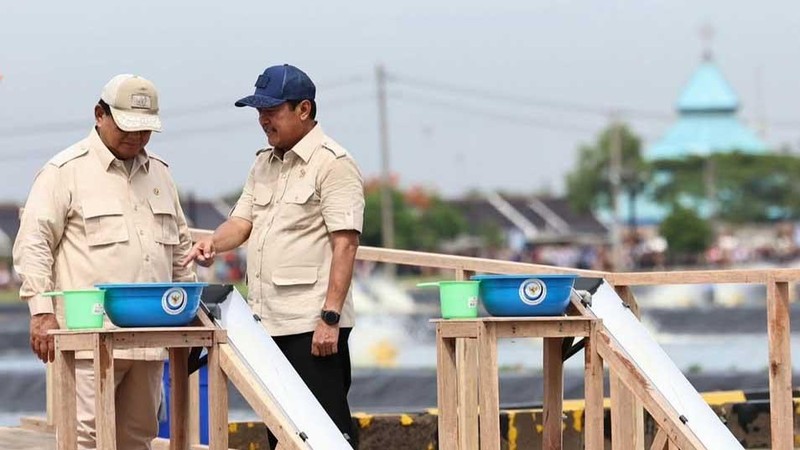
[30,313,59,363]
[182,237,216,267]
[311,321,339,357]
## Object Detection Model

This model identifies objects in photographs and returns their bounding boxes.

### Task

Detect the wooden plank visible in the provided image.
[192,227,800,286]
[767,279,793,450]
[650,428,668,450]
[46,363,55,427]
[596,331,705,450]
[0,426,56,449]
[584,324,604,450]
[612,285,644,450]
[355,245,606,277]
[49,334,94,352]
[189,371,201,446]
[113,331,213,350]
[218,344,306,450]
[436,325,459,450]
[650,428,669,450]
[608,268,781,286]
[433,316,593,324]
[19,416,54,434]
[94,334,116,450]
[169,347,190,450]
[456,339,478,450]
[436,321,479,338]
[208,338,229,450]
[477,322,500,450]
[50,326,216,335]
[50,329,215,351]
[494,320,592,338]
[54,347,76,450]
[543,337,564,450]
[461,349,478,450]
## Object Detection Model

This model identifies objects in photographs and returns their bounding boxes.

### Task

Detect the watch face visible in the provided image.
[322,310,340,325]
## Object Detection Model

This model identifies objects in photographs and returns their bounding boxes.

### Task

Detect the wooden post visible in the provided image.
[543,337,564,450]
[169,347,190,450]
[584,323,605,450]
[94,333,116,449]
[208,333,229,450]
[55,345,76,450]
[611,285,644,450]
[454,269,478,450]
[650,428,668,450]
[189,371,201,446]
[46,363,55,427]
[436,324,459,450]
[477,322,500,450]
[767,279,793,450]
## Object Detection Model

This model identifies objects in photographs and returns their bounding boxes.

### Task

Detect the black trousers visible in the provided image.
[267,327,357,449]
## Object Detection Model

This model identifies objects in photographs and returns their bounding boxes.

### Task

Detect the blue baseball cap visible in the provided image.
[235,64,316,108]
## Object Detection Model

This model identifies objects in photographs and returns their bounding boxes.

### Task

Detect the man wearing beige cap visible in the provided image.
[13,74,196,449]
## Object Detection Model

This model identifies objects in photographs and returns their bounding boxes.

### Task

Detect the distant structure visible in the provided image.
[621,35,769,226]
[646,55,767,160]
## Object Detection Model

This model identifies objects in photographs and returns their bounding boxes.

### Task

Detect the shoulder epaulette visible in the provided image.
[321,140,347,159]
[148,151,169,167]
[47,144,89,168]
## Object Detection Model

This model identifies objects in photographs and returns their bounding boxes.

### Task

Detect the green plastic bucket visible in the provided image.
[417,281,479,319]
[43,289,106,329]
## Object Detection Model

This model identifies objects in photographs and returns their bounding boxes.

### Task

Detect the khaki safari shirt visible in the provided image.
[231,124,364,336]
[13,129,196,360]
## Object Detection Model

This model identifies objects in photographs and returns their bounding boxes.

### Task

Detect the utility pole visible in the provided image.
[608,113,625,271]
[376,64,396,277]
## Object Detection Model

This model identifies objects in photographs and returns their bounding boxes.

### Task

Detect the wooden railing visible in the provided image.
[187,228,797,449]
[31,229,796,449]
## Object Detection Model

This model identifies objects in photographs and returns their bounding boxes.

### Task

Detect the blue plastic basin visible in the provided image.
[95,282,207,327]
[471,274,578,316]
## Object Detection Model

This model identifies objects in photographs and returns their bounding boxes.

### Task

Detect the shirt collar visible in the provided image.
[268,124,324,164]
[87,127,150,173]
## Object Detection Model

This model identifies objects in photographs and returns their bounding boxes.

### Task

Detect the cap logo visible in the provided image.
[255,74,270,88]
[130,94,152,110]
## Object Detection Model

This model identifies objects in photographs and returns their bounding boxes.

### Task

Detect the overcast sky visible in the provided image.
[2,1,799,202]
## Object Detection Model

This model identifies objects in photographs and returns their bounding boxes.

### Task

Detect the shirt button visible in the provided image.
[144,255,150,262]
[139,229,144,236]
[255,273,260,279]
[133,205,138,211]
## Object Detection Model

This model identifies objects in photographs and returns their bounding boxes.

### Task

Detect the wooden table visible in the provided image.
[433,316,604,450]
[50,327,228,450]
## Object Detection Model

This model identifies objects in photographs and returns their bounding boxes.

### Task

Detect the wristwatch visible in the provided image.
[320,309,341,325]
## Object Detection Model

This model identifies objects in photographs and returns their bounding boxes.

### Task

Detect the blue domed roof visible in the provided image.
[676,61,739,112]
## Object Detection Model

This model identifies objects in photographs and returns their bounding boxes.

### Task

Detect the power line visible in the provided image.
[0,75,368,139]
[391,89,602,135]
[389,72,675,122]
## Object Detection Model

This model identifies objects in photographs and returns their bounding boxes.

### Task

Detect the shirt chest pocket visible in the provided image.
[253,184,273,208]
[148,195,180,245]
[82,198,129,247]
[281,184,319,229]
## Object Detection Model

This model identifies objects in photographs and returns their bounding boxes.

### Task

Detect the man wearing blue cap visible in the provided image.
[184,64,364,448]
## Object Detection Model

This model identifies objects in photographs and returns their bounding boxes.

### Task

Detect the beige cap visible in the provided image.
[100,74,162,132]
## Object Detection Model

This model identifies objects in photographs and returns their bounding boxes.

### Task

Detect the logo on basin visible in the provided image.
[518,279,547,306]
[162,287,188,315]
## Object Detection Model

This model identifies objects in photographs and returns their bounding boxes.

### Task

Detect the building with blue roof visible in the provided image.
[647,58,767,161]
[617,53,769,226]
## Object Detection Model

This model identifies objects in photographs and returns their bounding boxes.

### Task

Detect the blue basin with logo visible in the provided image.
[471,274,577,316]
[95,282,207,327]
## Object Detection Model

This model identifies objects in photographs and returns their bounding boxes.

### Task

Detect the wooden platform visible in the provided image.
[0,426,55,449]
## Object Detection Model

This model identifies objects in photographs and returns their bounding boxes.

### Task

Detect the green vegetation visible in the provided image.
[361,187,467,252]
[659,205,713,259]
[652,152,800,222]
[566,123,645,213]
